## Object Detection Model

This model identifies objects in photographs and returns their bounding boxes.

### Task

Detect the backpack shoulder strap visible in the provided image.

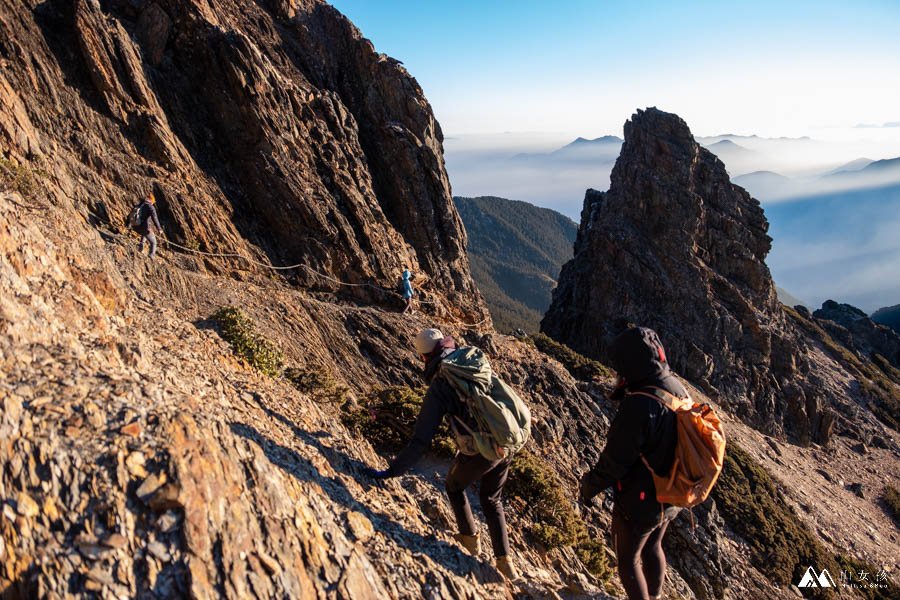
[627,386,692,411]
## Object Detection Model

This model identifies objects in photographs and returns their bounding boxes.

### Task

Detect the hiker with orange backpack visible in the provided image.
[579,326,725,600]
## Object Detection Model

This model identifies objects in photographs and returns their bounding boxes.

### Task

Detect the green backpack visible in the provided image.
[440,346,531,461]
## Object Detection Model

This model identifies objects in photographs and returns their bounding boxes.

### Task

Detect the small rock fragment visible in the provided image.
[16,492,39,518]
[101,533,128,549]
[346,510,375,542]
[847,482,866,499]
[86,565,115,586]
[148,482,182,511]
[816,469,834,483]
[256,549,282,575]
[84,401,105,429]
[125,451,149,478]
[121,421,142,437]
[136,473,166,500]
[42,497,60,521]
[156,510,181,533]
[147,540,170,562]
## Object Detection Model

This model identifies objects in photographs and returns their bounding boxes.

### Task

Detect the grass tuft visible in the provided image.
[284,365,349,404]
[212,307,284,377]
[0,157,44,198]
[528,333,614,381]
[884,485,900,528]
[341,386,455,457]
[506,450,613,583]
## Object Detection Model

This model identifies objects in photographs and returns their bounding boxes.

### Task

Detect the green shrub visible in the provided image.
[529,333,614,381]
[284,365,348,404]
[884,485,900,528]
[0,157,44,198]
[714,440,900,599]
[837,554,900,600]
[712,443,836,594]
[212,307,284,377]
[506,450,612,582]
[871,354,900,381]
[341,386,455,457]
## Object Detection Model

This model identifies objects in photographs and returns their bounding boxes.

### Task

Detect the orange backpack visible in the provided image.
[634,387,726,508]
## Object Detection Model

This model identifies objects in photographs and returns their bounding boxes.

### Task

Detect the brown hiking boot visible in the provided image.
[495,555,519,580]
[453,533,480,556]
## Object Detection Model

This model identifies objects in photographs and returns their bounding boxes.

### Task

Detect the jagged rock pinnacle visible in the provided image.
[543,107,826,440]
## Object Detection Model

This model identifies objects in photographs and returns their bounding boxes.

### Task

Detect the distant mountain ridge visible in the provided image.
[454,196,576,332]
[873,304,900,333]
[565,135,623,146]
[826,157,874,175]
[776,286,807,308]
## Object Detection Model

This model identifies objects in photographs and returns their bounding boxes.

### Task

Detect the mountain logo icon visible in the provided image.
[798,566,837,588]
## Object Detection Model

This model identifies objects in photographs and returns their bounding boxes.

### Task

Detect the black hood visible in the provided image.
[609,327,670,387]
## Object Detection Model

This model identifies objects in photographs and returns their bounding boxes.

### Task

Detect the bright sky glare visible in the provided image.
[329,0,900,138]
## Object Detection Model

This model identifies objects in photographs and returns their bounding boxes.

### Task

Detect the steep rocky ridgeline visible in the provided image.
[1,188,631,598]
[542,107,900,447]
[0,0,487,322]
[812,301,900,367]
[0,0,637,597]
[2,1,899,597]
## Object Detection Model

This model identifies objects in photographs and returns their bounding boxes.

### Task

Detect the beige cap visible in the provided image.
[414,328,444,355]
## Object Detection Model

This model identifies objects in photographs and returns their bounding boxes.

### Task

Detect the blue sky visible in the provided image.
[330,0,900,137]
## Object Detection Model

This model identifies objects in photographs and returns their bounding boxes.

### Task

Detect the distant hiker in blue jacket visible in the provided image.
[400,268,414,314]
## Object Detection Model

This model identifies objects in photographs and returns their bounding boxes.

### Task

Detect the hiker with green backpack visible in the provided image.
[363,328,531,580]
[579,326,725,600]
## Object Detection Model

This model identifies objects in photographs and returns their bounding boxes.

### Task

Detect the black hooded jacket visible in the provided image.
[581,327,687,526]
[386,337,474,476]
[133,200,161,236]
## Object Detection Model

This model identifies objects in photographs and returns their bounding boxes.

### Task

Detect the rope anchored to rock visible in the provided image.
[84,209,491,329]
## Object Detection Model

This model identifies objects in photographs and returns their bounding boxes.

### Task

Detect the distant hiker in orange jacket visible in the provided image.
[579,327,685,600]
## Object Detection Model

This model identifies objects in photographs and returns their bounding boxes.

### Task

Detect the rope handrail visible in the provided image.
[84,208,491,329]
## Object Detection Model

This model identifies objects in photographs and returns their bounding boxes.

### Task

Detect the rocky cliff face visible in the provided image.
[542,108,898,446]
[3,2,899,597]
[813,300,900,367]
[0,0,486,321]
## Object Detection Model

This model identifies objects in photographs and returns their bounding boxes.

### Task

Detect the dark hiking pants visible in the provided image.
[139,232,157,257]
[611,508,672,600]
[445,453,510,558]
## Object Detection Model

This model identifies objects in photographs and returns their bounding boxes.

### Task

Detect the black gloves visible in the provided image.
[363,467,393,480]
[579,470,605,507]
